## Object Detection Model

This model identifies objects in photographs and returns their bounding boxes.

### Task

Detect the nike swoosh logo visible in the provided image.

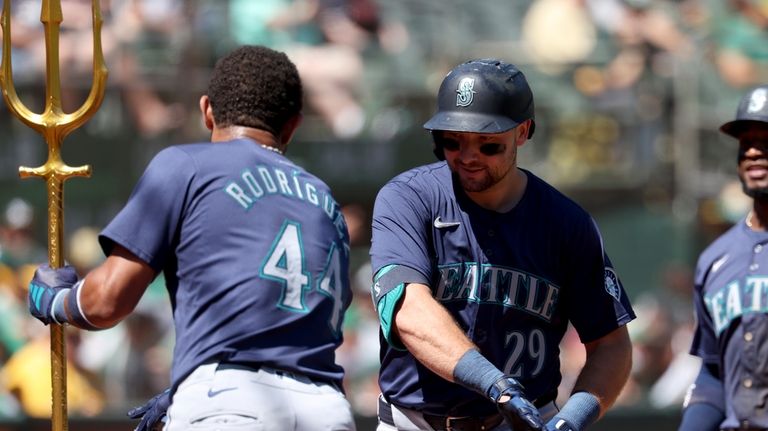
[712,254,729,273]
[207,387,237,397]
[434,216,461,229]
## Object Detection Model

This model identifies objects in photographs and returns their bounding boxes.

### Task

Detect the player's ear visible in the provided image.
[280,113,304,146]
[515,120,531,147]
[199,95,215,131]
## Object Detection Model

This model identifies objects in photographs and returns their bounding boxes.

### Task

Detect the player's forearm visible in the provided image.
[393,283,476,382]
[545,327,631,431]
[74,267,133,328]
[571,325,632,416]
[73,247,155,328]
[678,363,724,431]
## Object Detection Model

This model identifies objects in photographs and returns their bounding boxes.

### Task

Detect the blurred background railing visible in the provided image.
[1,0,766,429]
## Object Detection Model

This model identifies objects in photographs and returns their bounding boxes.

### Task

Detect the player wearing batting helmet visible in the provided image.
[25,45,356,431]
[679,85,768,431]
[370,59,635,431]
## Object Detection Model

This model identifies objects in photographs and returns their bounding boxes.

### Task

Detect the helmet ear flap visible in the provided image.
[431,131,446,160]
[433,145,445,161]
[527,120,536,139]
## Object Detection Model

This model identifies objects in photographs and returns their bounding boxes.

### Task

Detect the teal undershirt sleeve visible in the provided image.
[376,283,407,351]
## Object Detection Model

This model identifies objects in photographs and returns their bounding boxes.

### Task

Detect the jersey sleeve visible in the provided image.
[99,147,195,271]
[564,216,635,343]
[370,180,434,348]
[689,256,720,364]
[370,180,433,285]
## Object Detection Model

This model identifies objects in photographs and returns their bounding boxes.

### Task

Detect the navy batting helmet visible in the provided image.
[720,85,768,138]
[424,59,535,158]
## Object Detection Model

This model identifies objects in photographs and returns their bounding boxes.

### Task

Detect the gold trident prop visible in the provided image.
[0,0,107,430]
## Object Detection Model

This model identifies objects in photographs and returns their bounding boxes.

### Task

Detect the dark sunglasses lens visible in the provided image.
[479,144,505,156]
[741,138,768,148]
[434,135,505,155]
[438,137,460,152]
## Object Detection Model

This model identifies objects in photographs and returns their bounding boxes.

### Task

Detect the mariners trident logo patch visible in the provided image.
[604,268,621,301]
[456,77,476,107]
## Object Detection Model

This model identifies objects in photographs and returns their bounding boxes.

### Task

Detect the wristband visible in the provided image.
[548,392,600,431]
[453,349,505,399]
[65,279,101,330]
[679,401,725,431]
[50,288,70,325]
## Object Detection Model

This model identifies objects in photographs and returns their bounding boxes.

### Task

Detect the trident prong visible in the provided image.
[0,1,108,430]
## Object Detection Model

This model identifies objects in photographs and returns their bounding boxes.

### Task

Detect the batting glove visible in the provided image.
[28,264,79,325]
[489,376,545,431]
[127,388,171,431]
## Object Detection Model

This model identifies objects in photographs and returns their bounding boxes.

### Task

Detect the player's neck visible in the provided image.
[466,168,527,213]
[750,200,768,231]
[211,125,285,153]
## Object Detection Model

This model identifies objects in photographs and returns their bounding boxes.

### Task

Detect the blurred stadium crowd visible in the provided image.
[1,0,767,424]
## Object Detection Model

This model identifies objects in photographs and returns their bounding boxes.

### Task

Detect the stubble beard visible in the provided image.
[458,170,496,192]
[456,152,516,193]
[741,179,768,200]
[455,163,514,193]
[739,161,768,200]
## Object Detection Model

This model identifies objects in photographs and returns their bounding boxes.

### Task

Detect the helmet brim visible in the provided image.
[720,119,768,138]
[423,111,520,134]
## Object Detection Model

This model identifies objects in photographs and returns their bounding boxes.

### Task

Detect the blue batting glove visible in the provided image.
[490,376,545,431]
[28,264,78,325]
[127,388,172,431]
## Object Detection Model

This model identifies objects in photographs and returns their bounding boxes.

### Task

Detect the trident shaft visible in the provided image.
[0,0,107,429]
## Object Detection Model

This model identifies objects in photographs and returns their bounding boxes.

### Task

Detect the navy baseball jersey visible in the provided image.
[690,219,768,429]
[370,162,635,416]
[99,138,352,394]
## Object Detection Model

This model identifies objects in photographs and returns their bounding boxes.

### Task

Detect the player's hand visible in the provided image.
[27,264,78,325]
[127,388,171,431]
[490,376,545,431]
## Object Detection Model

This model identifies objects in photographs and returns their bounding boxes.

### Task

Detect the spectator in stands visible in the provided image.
[711,0,768,88]
[0,199,45,269]
[0,264,29,365]
[109,0,188,137]
[1,326,105,418]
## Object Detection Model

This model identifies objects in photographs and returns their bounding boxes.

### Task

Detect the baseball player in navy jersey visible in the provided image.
[679,84,768,431]
[25,45,356,431]
[369,59,636,431]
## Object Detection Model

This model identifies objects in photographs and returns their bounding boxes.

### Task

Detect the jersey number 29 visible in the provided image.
[503,329,546,378]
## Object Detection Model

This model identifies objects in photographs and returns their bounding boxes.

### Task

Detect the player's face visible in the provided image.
[438,127,522,192]
[737,127,768,198]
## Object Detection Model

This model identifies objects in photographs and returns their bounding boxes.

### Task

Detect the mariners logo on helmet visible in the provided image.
[748,88,767,114]
[604,268,621,301]
[456,78,476,107]
[720,84,768,137]
[424,59,537,160]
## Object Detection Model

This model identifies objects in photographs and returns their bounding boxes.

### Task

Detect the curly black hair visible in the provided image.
[207,45,303,135]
